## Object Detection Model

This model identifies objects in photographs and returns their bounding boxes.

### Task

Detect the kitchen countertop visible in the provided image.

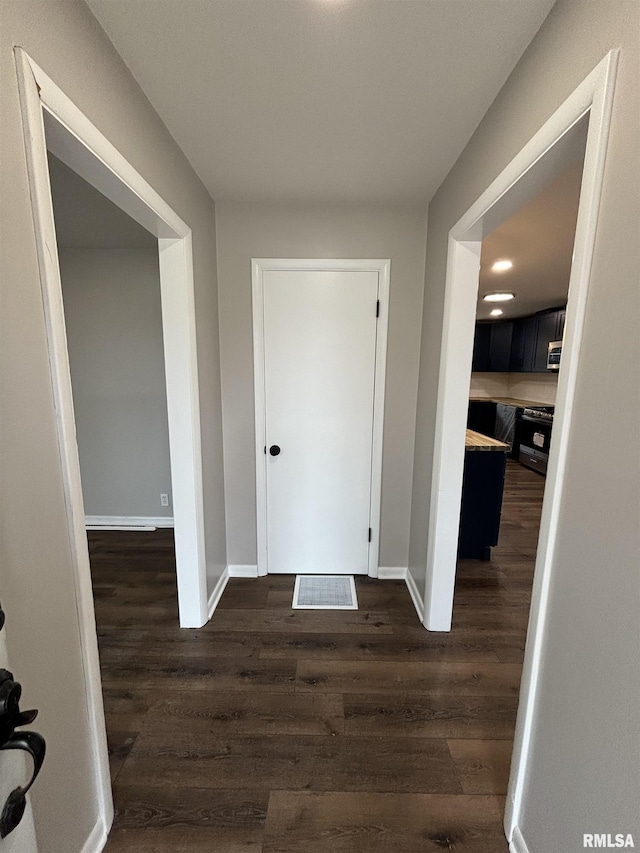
[469,396,553,408]
[465,429,510,451]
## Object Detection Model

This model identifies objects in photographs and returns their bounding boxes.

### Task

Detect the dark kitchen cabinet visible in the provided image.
[533,310,559,372]
[509,315,537,372]
[472,322,513,372]
[458,448,507,559]
[467,400,497,437]
[472,324,491,372]
[509,321,524,372]
[490,322,513,371]
[474,307,566,374]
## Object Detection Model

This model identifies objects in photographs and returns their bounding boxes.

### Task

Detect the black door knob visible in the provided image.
[269,445,281,456]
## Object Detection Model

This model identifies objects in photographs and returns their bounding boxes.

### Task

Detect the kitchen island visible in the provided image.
[458,429,509,560]
[464,428,511,451]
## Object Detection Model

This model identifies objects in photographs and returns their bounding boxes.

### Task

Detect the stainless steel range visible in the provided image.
[519,406,554,475]
[522,408,554,422]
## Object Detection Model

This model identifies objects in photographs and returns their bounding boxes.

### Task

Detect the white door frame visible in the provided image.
[251,258,390,579]
[419,51,618,845]
[14,48,210,842]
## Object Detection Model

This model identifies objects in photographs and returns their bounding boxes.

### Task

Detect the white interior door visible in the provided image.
[262,269,379,574]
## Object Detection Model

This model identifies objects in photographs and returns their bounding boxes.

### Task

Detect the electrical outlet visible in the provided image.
[160,493,169,507]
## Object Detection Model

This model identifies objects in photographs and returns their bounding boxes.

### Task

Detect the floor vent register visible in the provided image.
[292,575,358,610]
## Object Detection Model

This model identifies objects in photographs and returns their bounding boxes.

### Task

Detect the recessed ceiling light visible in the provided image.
[490,308,504,317]
[492,259,513,272]
[483,291,515,303]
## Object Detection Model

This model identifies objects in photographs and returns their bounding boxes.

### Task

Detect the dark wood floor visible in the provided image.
[94,460,544,852]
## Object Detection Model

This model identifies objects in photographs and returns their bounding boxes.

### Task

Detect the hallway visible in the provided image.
[95,461,543,852]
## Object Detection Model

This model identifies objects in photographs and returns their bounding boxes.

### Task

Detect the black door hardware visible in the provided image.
[269,445,281,456]
[0,601,46,838]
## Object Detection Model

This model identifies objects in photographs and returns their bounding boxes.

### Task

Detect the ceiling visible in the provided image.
[476,157,584,321]
[48,153,156,248]
[85,0,555,204]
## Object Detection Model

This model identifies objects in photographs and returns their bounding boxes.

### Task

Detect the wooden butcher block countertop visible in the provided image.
[465,429,510,451]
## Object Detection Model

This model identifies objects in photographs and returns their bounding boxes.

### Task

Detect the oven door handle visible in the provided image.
[521,415,552,425]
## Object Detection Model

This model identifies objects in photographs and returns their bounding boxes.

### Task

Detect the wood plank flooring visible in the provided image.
[95,460,544,852]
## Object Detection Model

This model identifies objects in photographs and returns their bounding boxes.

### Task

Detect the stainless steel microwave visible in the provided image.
[547,340,562,370]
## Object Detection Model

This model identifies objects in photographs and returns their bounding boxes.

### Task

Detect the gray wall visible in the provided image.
[408,0,640,849]
[215,201,427,569]
[0,2,226,850]
[59,248,173,520]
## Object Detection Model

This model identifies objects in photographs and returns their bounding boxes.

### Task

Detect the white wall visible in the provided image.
[470,371,558,405]
[215,201,427,570]
[468,372,511,400]
[506,372,558,405]
[0,2,226,850]
[408,0,640,849]
[59,248,173,520]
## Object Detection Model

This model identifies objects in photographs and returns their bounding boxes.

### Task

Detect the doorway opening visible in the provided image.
[462,137,586,562]
[47,153,175,534]
[46,149,182,789]
[421,50,618,845]
[15,47,210,842]
[451,122,586,839]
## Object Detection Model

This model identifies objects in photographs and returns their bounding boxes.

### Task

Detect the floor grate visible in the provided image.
[292,575,358,610]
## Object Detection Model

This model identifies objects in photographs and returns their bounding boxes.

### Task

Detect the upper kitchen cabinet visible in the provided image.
[532,310,558,372]
[509,314,537,372]
[472,323,491,372]
[531,306,566,372]
[472,321,513,372]
[473,306,566,373]
[490,322,514,371]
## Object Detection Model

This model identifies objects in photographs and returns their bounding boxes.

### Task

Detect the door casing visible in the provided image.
[14,46,211,845]
[416,49,619,845]
[252,258,390,578]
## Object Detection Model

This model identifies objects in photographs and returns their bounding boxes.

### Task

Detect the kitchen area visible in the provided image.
[468,302,564,471]
[459,303,563,560]
[455,149,584,564]
[469,397,555,475]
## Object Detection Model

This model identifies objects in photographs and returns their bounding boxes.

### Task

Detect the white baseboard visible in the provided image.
[85,515,174,529]
[509,826,531,853]
[207,567,230,619]
[80,817,108,853]
[228,564,259,577]
[227,566,410,582]
[378,566,408,579]
[405,570,424,622]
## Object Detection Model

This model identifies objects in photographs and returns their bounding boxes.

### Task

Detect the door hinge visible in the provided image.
[368,527,372,542]
[376,300,380,318]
